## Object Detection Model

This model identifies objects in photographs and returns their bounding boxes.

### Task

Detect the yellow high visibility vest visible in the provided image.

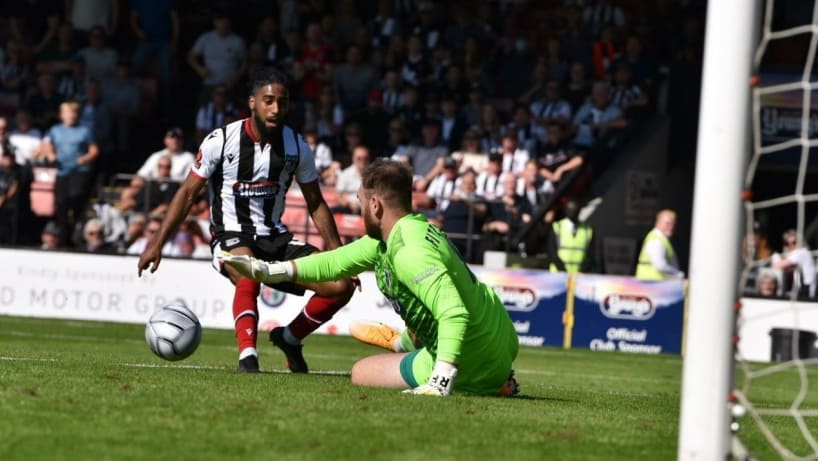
[635,229,675,280]
[549,219,593,273]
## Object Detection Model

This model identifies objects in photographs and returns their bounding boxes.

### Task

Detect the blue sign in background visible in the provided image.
[570,275,686,354]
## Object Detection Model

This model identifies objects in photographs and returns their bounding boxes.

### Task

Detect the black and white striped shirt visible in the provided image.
[191,119,318,236]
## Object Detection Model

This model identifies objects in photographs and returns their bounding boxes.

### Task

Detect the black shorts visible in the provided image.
[211,231,319,295]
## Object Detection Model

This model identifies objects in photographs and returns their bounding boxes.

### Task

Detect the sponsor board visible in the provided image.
[473,267,568,348]
[571,274,685,354]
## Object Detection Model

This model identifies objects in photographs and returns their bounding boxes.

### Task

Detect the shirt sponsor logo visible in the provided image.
[600,294,655,320]
[232,180,279,198]
[495,286,537,312]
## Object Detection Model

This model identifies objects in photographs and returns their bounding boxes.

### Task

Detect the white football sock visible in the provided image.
[239,347,258,360]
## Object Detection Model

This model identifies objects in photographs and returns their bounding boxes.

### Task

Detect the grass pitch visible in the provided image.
[0,316,814,461]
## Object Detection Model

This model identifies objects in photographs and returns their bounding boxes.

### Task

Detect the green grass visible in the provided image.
[0,316,814,461]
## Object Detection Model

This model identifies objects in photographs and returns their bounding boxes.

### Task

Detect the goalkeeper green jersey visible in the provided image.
[292,213,518,368]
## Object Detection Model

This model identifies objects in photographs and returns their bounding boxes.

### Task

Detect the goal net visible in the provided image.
[678,1,818,460]
[732,0,818,459]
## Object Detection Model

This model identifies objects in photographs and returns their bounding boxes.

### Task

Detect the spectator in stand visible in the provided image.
[614,35,656,92]
[0,151,19,244]
[36,100,99,247]
[476,153,504,199]
[334,44,377,114]
[76,26,119,83]
[400,117,448,192]
[518,60,549,107]
[397,84,425,141]
[368,0,403,49]
[127,215,172,256]
[591,25,620,81]
[337,123,364,169]
[332,146,372,215]
[130,0,179,114]
[609,63,649,120]
[299,21,334,102]
[78,79,114,182]
[517,158,554,213]
[9,110,43,166]
[441,169,487,263]
[80,217,117,254]
[771,229,816,299]
[543,36,570,83]
[439,94,468,152]
[582,0,625,40]
[104,62,141,160]
[635,209,684,280]
[68,0,119,45]
[530,79,573,129]
[350,89,389,155]
[755,270,781,298]
[57,56,89,103]
[136,127,195,182]
[401,34,431,88]
[506,104,542,156]
[460,82,484,127]
[195,84,237,143]
[36,23,79,78]
[422,156,461,215]
[476,103,503,154]
[176,218,211,259]
[451,129,488,175]
[565,61,591,113]
[440,64,468,106]
[380,117,410,159]
[40,220,61,250]
[255,16,290,65]
[539,122,586,193]
[133,154,180,216]
[91,193,135,252]
[303,128,337,186]
[27,72,63,130]
[380,68,404,114]
[123,212,146,250]
[482,172,527,252]
[1,39,30,98]
[571,80,626,150]
[6,0,60,56]
[187,9,247,99]
[496,134,530,176]
[310,85,344,149]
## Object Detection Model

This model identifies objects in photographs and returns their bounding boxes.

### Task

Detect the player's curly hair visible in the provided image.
[361,159,413,211]
[248,66,289,93]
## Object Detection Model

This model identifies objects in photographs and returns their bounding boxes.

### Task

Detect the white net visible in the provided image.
[734,0,818,459]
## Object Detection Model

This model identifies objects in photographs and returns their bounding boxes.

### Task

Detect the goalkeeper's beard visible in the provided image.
[363,210,382,241]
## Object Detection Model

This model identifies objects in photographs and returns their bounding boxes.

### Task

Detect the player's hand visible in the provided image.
[137,244,163,277]
[218,251,293,284]
[402,361,457,397]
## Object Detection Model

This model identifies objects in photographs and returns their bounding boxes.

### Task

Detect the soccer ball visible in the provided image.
[145,301,202,361]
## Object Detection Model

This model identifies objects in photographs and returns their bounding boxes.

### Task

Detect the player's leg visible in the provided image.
[211,234,261,373]
[268,238,355,373]
[350,352,413,389]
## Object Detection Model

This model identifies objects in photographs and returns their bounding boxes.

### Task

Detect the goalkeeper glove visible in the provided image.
[402,361,457,396]
[218,251,294,284]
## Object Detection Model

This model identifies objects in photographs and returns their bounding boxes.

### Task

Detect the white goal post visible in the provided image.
[677,0,761,459]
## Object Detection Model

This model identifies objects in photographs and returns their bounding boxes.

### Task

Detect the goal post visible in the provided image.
[677,0,761,459]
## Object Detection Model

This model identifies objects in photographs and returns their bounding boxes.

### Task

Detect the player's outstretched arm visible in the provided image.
[137,174,205,276]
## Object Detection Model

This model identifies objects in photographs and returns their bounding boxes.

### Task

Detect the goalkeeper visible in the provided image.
[220,159,518,397]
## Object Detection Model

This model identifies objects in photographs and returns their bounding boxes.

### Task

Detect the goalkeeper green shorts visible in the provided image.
[399,339,517,395]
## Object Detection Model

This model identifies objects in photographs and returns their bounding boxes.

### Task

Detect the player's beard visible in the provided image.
[363,208,382,241]
[253,112,277,140]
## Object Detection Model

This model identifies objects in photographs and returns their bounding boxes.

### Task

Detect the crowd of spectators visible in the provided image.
[0,0,711,270]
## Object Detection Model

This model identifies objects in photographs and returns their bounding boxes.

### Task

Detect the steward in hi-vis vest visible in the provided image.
[635,209,684,280]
